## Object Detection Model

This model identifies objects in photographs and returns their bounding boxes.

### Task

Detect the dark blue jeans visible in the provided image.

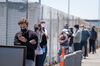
[35,54,44,66]
[80,41,88,57]
[42,46,47,64]
[35,47,47,66]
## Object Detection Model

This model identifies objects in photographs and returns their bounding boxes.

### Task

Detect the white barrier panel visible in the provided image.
[0,45,26,66]
[64,50,82,66]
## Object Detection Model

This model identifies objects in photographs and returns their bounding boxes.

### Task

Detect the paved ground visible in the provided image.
[46,48,100,66]
[82,48,100,66]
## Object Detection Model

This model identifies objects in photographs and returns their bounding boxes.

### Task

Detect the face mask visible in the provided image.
[41,24,45,28]
[80,28,82,31]
[21,28,27,33]
[73,28,76,32]
[80,27,84,30]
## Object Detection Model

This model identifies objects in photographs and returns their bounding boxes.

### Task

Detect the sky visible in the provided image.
[41,0,99,19]
[0,0,99,19]
[31,0,99,19]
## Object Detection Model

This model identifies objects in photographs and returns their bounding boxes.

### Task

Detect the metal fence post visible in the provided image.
[6,0,8,45]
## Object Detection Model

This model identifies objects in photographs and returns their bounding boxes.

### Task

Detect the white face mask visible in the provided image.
[80,28,82,31]
[73,28,76,33]
[41,24,45,27]
[80,27,84,31]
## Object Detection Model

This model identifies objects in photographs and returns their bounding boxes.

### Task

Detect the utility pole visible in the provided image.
[98,0,100,19]
[68,0,70,17]
[26,0,28,19]
[67,0,70,25]
[39,0,41,4]
[6,0,8,45]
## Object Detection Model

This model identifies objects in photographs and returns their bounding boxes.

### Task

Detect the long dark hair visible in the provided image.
[34,23,44,33]
[38,24,42,32]
[70,28,73,34]
[34,24,38,32]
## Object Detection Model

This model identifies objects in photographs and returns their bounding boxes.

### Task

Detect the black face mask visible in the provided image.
[21,28,27,33]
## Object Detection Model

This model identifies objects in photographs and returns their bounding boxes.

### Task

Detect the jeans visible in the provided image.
[80,41,88,57]
[35,54,44,66]
[35,47,47,66]
[42,46,47,64]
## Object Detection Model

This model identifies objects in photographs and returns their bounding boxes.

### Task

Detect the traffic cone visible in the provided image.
[59,47,64,66]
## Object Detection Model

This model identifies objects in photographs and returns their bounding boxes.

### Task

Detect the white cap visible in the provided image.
[62,29,69,34]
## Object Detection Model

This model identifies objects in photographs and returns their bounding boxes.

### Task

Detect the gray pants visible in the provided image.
[26,59,35,66]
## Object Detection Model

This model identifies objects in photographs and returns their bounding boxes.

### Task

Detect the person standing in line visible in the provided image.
[73,24,81,51]
[58,30,70,55]
[14,19,38,66]
[35,24,47,66]
[69,28,74,46]
[80,25,90,59]
[61,24,72,54]
[68,28,74,53]
[89,26,97,54]
[40,21,48,65]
